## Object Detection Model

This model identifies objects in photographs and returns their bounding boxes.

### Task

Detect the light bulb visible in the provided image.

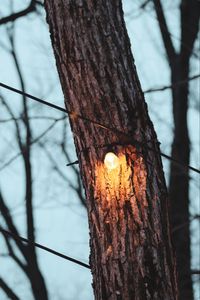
[104,152,119,170]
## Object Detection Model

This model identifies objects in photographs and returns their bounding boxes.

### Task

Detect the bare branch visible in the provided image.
[39,141,86,207]
[39,141,69,182]
[0,277,20,300]
[1,228,28,274]
[152,0,176,64]
[0,19,48,300]
[180,0,200,59]
[60,120,86,207]
[141,1,199,59]
[191,269,200,275]
[0,119,60,172]
[0,191,27,259]
[0,1,42,26]
[172,214,200,234]
[0,116,64,123]
[140,0,151,10]
[0,94,23,151]
[0,228,90,269]
[144,74,200,94]
[2,24,35,251]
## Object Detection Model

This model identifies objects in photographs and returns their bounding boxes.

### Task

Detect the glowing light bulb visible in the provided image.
[104,152,119,170]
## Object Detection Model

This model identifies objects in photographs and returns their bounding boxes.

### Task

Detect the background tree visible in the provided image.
[0,22,48,299]
[141,1,199,298]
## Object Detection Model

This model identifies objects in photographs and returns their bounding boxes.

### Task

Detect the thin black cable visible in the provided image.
[0,82,200,174]
[0,82,66,113]
[0,228,90,269]
[66,141,200,175]
[0,82,109,131]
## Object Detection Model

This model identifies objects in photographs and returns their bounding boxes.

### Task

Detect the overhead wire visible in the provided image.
[0,228,90,269]
[0,82,200,174]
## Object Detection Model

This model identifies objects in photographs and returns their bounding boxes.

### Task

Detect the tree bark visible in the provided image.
[44,1,177,299]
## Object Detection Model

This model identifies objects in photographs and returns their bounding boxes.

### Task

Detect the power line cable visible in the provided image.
[0,82,200,174]
[0,82,108,130]
[0,228,90,269]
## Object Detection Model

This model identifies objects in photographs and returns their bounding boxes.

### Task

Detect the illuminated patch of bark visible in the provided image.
[92,147,149,297]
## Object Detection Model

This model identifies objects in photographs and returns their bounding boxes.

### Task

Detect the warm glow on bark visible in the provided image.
[92,148,152,295]
[95,148,148,224]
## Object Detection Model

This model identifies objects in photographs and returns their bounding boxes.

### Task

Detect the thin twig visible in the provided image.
[144,74,200,94]
[0,120,60,172]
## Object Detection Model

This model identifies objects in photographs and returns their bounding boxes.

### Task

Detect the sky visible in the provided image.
[0,1,199,299]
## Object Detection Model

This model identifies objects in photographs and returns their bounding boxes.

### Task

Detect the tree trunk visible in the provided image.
[44,1,177,299]
[27,261,48,300]
[169,2,199,299]
[169,57,192,300]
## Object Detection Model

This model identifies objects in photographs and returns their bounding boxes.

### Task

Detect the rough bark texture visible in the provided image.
[153,1,200,298]
[44,1,177,299]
